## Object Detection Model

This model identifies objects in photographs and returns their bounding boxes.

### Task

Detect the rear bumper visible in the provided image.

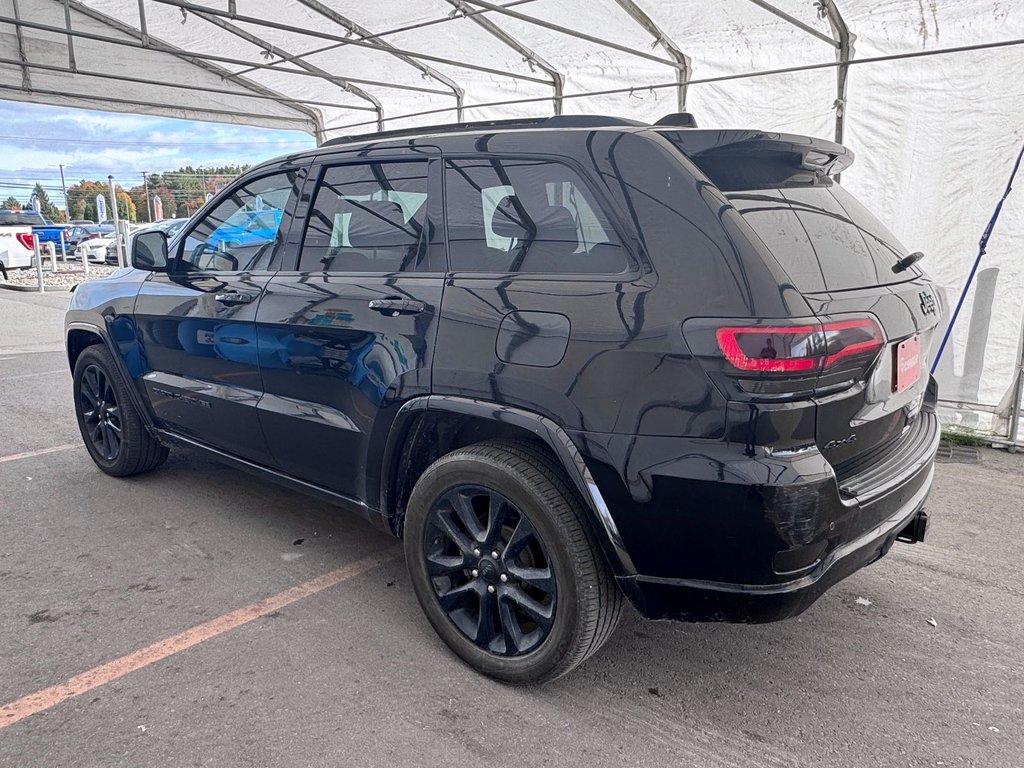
[617,463,933,622]
[575,409,940,623]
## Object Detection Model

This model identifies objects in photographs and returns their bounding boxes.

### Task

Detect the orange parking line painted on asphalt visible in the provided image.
[0,553,394,730]
[0,444,77,464]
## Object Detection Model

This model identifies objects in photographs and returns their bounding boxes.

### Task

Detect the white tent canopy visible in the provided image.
[2,0,1023,436]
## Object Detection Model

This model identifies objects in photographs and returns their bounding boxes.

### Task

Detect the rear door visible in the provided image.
[132,166,305,464]
[432,153,656,436]
[254,150,445,502]
[728,182,941,468]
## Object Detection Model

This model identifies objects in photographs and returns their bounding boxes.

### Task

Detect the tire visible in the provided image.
[404,440,623,684]
[73,344,169,477]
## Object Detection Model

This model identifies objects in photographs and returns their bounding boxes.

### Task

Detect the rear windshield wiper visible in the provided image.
[892,251,924,273]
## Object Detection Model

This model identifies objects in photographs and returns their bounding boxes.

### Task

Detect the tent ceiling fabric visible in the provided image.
[1,0,1023,428]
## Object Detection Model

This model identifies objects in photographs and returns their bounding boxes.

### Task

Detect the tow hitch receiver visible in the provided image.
[896,509,929,544]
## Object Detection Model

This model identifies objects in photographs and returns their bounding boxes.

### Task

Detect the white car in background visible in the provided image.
[0,226,35,272]
[75,232,115,264]
[0,210,40,273]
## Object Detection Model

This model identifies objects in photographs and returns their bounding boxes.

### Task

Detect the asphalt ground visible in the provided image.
[0,287,1021,767]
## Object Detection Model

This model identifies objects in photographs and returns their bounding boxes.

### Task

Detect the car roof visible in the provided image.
[247,114,698,174]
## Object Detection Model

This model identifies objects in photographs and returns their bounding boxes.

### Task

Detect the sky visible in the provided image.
[0,99,317,210]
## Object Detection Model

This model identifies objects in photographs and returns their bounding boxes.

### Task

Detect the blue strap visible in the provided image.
[931,140,1024,374]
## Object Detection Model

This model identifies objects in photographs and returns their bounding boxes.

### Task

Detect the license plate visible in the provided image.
[893,335,921,393]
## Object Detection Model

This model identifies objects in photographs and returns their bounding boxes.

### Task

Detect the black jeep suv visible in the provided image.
[65,114,940,684]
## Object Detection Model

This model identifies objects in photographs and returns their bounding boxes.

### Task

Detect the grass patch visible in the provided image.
[940,427,990,447]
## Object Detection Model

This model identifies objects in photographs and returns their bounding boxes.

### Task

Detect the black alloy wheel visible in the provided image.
[424,484,557,657]
[405,441,623,684]
[72,344,169,477]
[78,363,122,462]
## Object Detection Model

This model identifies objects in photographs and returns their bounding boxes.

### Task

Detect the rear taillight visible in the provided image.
[15,232,34,250]
[84,234,99,241]
[714,317,883,375]
[685,315,885,402]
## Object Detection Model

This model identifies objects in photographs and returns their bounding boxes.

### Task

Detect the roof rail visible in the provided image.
[322,114,649,147]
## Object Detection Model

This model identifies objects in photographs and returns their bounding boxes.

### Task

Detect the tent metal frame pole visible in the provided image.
[226,0,539,81]
[820,0,855,148]
[457,0,688,71]
[47,4,444,96]
[61,0,325,134]
[744,0,838,47]
[294,0,466,122]
[1007,314,1024,451]
[10,0,31,90]
[136,0,148,46]
[153,0,552,86]
[61,0,77,72]
[8,12,434,97]
[0,81,313,126]
[611,0,691,111]
[445,0,563,115]
[319,35,1024,134]
[180,9,385,130]
[0,56,371,113]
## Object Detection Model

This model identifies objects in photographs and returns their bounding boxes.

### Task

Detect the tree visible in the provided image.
[127,184,152,223]
[66,180,136,223]
[2,195,21,210]
[29,183,63,222]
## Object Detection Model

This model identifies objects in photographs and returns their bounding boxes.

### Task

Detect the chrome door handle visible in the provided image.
[215,292,253,306]
[368,298,426,316]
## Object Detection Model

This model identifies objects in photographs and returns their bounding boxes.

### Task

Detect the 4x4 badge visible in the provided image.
[919,291,937,316]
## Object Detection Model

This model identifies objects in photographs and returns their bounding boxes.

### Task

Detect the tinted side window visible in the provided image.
[299,161,429,273]
[445,158,626,274]
[180,171,297,272]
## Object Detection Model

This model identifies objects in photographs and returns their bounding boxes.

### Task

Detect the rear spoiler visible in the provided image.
[654,129,853,190]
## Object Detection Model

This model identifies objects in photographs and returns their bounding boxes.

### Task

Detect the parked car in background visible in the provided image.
[65,224,104,249]
[0,210,36,272]
[70,219,94,226]
[65,114,941,684]
[74,231,115,264]
[0,210,68,252]
[107,218,190,265]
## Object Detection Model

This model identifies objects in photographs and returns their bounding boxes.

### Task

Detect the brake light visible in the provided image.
[15,232,34,250]
[714,317,883,375]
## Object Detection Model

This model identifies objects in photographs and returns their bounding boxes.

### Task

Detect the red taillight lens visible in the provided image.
[715,325,822,373]
[821,318,884,368]
[714,317,883,375]
[15,232,34,250]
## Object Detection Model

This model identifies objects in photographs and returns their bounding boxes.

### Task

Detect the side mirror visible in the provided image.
[133,230,168,271]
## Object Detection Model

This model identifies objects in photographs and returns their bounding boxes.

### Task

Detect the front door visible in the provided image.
[133,167,305,464]
[255,154,445,503]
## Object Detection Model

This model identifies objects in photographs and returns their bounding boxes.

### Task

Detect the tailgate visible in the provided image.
[804,278,941,473]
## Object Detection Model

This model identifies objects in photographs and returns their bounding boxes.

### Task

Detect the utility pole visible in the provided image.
[58,163,69,222]
[142,172,152,222]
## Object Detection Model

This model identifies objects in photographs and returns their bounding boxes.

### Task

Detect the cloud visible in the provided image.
[0,100,316,204]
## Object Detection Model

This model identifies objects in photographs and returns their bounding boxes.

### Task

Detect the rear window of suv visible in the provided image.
[728,184,919,293]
